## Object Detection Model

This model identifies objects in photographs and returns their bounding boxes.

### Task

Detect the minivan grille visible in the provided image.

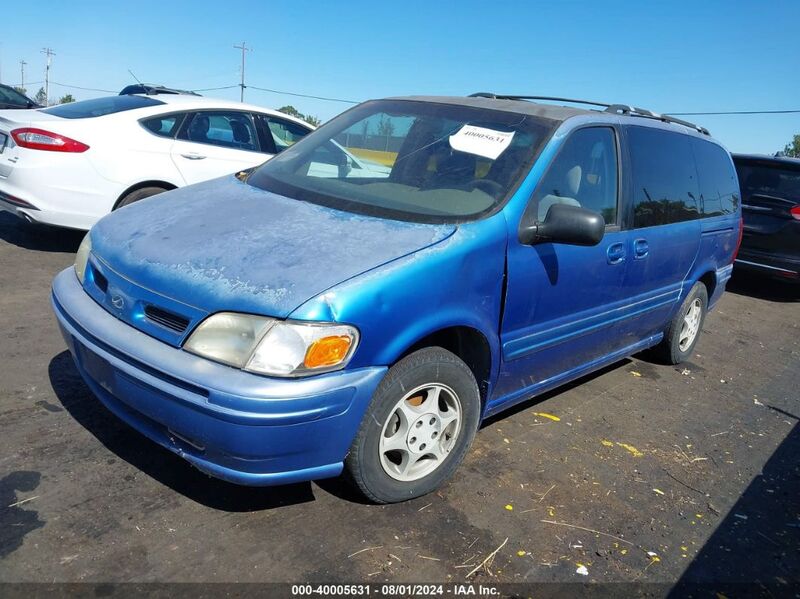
[144,305,190,333]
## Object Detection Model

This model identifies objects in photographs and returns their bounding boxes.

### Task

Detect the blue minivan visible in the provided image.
[52,94,742,503]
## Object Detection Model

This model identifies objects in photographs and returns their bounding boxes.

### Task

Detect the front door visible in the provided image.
[170,110,269,185]
[495,126,630,406]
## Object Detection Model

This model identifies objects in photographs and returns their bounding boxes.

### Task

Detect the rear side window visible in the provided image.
[42,95,164,119]
[628,126,699,227]
[532,127,618,224]
[178,111,259,152]
[691,139,739,216]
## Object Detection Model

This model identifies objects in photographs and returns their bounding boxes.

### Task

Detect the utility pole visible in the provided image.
[41,47,56,106]
[233,42,251,102]
[20,60,26,92]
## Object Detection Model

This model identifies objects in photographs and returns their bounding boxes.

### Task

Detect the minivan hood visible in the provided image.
[91,176,456,318]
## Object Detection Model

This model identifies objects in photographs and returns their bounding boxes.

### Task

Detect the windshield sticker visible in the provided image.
[449,125,515,160]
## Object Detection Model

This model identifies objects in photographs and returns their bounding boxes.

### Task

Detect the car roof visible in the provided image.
[732,153,800,167]
[134,94,312,127]
[388,95,716,140]
[390,95,590,123]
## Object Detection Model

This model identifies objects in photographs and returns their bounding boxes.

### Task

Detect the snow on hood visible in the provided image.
[90,175,455,318]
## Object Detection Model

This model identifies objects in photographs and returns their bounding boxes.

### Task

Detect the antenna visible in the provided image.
[127,69,153,95]
[233,42,252,102]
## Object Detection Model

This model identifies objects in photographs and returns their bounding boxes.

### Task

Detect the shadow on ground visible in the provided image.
[669,421,800,596]
[48,350,318,512]
[727,270,799,303]
[0,213,84,253]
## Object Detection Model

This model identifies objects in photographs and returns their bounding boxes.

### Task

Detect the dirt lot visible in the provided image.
[1,211,798,592]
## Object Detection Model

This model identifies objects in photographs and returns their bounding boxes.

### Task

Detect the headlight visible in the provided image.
[184,312,359,377]
[74,233,92,284]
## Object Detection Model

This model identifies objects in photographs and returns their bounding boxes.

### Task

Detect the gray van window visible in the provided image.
[628,126,700,227]
[532,127,618,225]
[691,138,739,216]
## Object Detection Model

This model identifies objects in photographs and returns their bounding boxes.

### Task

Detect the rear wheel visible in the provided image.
[115,186,169,209]
[345,347,481,503]
[653,281,708,364]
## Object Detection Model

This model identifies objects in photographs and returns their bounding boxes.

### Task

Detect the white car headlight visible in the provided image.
[74,233,92,284]
[184,312,359,377]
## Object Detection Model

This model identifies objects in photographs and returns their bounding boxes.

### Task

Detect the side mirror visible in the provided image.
[519,203,605,246]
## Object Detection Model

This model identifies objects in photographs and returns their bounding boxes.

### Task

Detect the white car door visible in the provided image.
[170,110,270,185]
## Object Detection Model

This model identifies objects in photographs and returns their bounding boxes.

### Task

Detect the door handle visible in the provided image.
[633,238,649,259]
[606,242,626,265]
[180,153,206,160]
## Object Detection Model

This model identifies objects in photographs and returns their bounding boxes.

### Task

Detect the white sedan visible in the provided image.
[0,93,318,229]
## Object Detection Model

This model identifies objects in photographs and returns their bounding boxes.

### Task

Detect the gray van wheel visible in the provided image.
[654,282,708,365]
[345,347,481,504]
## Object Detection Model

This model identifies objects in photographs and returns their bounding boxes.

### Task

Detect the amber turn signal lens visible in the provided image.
[304,335,353,369]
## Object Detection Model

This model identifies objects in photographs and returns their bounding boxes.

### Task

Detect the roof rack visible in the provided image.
[119,84,201,97]
[469,93,709,135]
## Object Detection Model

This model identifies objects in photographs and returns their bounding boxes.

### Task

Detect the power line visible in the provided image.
[247,84,358,104]
[50,81,116,93]
[191,84,239,92]
[666,109,800,116]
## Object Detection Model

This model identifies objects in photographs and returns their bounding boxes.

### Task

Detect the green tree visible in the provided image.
[13,86,27,95]
[376,115,395,150]
[782,134,800,158]
[33,87,47,106]
[278,105,321,127]
[59,94,76,104]
[277,105,303,119]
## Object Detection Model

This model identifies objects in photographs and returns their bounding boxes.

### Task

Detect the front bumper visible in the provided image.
[51,268,387,485]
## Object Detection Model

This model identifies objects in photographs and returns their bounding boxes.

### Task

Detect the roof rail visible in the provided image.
[605,104,709,135]
[469,93,710,135]
[469,93,610,109]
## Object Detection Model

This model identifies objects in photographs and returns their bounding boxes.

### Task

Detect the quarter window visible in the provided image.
[179,111,259,152]
[691,138,739,216]
[141,114,182,138]
[628,126,700,227]
[532,127,618,224]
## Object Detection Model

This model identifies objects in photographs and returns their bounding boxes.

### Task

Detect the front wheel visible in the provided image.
[653,281,708,364]
[345,347,481,503]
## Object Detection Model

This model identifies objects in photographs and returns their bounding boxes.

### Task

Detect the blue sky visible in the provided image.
[3,0,798,153]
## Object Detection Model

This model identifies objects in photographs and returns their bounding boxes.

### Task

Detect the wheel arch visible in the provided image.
[395,324,496,414]
[113,180,179,209]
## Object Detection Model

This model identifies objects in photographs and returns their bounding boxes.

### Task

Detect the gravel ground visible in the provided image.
[1,212,798,593]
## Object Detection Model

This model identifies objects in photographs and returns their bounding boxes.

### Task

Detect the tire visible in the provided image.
[115,186,169,209]
[653,281,708,365]
[345,347,481,504]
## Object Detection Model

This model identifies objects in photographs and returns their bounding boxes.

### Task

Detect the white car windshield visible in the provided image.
[246,99,553,222]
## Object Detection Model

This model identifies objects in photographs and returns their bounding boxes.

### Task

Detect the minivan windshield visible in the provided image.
[246,100,553,222]
[736,161,800,203]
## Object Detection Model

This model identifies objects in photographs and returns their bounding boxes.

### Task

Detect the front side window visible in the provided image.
[263,116,311,152]
[531,127,618,224]
[691,139,739,216]
[246,100,554,223]
[179,111,259,152]
[42,95,164,119]
[628,126,700,228]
